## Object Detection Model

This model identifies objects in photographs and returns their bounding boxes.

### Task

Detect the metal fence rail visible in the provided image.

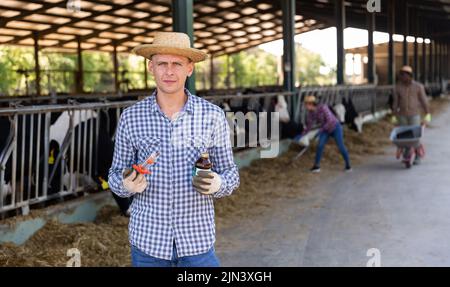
[0,101,134,216]
[0,85,394,216]
[294,85,393,125]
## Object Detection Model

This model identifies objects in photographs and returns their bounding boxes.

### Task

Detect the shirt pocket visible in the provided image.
[136,136,160,163]
[184,137,211,168]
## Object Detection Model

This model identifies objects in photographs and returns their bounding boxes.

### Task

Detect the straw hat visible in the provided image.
[132,32,208,63]
[400,65,413,75]
[304,95,317,104]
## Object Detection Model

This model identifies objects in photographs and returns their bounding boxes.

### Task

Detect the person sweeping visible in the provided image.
[108,32,240,267]
[301,95,352,173]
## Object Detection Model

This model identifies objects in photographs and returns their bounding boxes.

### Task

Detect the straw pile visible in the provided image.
[0,206,130,267]
[1,96,448,266]
[215,96,450,227]
[214,120,393,228]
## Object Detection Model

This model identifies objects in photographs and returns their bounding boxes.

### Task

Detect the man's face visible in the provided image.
[399,71,412,83]
[305,102,315,111]
[148,54,194,95]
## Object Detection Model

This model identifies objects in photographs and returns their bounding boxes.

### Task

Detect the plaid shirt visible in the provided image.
[108,89,240,260]
[304,104,339,134]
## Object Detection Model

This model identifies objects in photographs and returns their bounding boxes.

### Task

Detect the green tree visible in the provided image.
[295,43,335,86]
[194,47,279,90]
[0,46,35,95]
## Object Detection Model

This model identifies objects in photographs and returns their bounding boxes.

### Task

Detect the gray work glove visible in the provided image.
[122,169,148,194]
[193,170,222,195]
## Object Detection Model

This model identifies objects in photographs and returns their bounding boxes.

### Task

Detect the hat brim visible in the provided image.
[132,44,208,63]
[400,70,413,75]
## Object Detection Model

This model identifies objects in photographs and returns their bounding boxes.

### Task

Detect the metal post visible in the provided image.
[226,55,231,89]
[444,43,447,79]
[210,55,214,90]
[387,0,396,85]
[403,4,409,66]
[144,58,148,90]
[445,42,450,80]
[414,37,418,79]
[432,40,436,82]
[438,42,444,84]
[429,40,433,83]
[11,115,17,205]
[421,32,426,83]
[435,41,440,83]
[445,42,450,79]
[282,0,296,92]
[367,12,375,84]
[76,36,84,94]
[445,43,448,79]
[434,40,439,82]
[443,43,446,80]
[35,114,41,198]
[42,112,50,197]
[34,32,41,97]
[113,44,119,93]
[335,0,345,85]
[172,0,196,94]
[282,0,296,117]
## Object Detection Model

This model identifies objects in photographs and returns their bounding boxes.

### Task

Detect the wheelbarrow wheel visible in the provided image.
[403,148,415,169]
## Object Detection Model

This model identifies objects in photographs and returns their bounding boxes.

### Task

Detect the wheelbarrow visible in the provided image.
[390,125,425,169]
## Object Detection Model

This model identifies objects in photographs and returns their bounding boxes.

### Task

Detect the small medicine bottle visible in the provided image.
[193,152,212,176]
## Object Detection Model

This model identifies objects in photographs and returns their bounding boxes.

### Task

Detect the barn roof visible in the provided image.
[0,0,448,56]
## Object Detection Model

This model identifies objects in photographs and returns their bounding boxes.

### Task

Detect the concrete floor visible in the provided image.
[217,102,450,267]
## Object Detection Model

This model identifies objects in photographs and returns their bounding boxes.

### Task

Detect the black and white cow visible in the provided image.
[343,97,359,132]
[47,108,131,215]
[1,108,131,216]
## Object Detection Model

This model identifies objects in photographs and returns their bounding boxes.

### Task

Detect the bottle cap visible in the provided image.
[201,152,209,158]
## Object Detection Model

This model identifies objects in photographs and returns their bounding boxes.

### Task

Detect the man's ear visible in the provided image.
[147,59,153,75]
[187,61,194,77]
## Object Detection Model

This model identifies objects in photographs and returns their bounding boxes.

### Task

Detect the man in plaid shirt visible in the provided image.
[108,32,239,267]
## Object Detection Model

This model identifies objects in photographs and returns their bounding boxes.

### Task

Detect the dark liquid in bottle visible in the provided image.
[193,152,212,176]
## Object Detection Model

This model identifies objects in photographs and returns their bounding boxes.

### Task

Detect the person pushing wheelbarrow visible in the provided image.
[391,65,431,165]
[298,95,352,173]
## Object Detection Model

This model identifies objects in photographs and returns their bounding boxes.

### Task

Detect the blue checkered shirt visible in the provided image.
[108,89,240,260]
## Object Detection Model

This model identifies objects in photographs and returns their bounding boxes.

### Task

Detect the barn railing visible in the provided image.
[0,101,134,216]
[294,85,393,125]
[0,85,394,217]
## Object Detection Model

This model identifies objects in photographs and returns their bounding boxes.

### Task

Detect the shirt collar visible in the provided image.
[149,88,194,115]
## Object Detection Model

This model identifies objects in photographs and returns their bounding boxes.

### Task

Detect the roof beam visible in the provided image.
[0,0,65,27]
[5,0,148,44]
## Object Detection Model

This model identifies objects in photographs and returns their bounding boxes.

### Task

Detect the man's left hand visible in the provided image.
[193,170,222,195]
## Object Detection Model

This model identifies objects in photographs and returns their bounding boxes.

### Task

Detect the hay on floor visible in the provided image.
[1,97,448,266]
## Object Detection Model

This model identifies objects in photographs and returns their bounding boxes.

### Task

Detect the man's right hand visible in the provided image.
[123,169,148,194]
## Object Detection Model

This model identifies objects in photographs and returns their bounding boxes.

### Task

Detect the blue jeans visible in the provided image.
[131,243,220,267]
[315,123,351,168]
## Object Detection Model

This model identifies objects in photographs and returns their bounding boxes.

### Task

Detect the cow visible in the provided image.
[332,103,346,124]
[270,96,303,140]
[343,97,359,132]
[97,108,132,216]
[46,108,132,215]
